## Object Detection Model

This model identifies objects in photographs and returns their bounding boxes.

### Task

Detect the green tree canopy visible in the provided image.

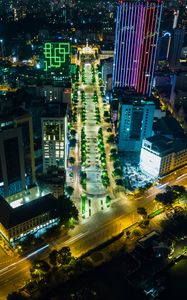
[155,185,186,207]
[113,168,123,177]
[115,179,123,186]
[69,157,75,165]
[65,186,74,196]
[70,129,77,136]
[161,211,187,238]
[166,185,186,197]
[58,246,72,265]
[155,190,176,206]
[30,260,50,279]
[137,207,147,217]
[107,134,115,143]
[58,196,79,223]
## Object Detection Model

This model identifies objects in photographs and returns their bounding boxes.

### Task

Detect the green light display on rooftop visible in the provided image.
[44,42,70,71]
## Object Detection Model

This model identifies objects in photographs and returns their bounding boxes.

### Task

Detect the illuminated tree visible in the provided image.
[155,192,173,206]
[115,179,123,186]
[58,196,79,223]
[70,129,76,136]
[30,260,50,279]
[113,168,123,177]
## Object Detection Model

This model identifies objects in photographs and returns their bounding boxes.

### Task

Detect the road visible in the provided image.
[1,52,187,299]
[0,170,186,299]
[1,54,187,298]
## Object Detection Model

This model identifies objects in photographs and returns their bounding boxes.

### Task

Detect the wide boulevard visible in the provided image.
[0,168,186,299]
[0,50,187,299]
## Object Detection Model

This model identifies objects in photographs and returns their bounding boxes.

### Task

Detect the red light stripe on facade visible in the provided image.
[140,2,152,94]
[137,3,148,94]
[143,6,155,95]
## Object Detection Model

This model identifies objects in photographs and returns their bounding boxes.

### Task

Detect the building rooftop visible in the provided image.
[39,81,71,88]
[42,102,67,118]
[138,231,160,249]
[0,107,31,123]
[153,116,185,139]
[0,194,59,229]
[112,87,155,105]
[144,135,187,156]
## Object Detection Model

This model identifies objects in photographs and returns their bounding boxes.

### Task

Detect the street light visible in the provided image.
[0,39,4,57]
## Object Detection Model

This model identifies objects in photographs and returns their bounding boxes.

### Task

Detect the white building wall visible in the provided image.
[140,141,187,178]
[140,148,161,178]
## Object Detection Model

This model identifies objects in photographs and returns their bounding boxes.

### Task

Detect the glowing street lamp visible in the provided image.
[0,39,4,57]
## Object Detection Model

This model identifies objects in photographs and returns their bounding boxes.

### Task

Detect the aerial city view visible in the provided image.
[0,0,187,299]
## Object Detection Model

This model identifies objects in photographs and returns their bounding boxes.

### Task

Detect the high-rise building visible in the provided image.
[42,103,68,173]
[101,57,113,93]
[168,29,184,68]
[0,113,35,197]
[117,93,155,151]
[157,32,171,61]
[113,0,163,96]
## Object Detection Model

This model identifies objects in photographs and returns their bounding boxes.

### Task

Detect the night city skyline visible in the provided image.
[0,1,186,300]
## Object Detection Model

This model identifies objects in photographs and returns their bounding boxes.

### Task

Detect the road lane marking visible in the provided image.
[0,244,49,274]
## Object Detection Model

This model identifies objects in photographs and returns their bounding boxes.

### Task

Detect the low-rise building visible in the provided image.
[0,194,59,242]
[140,135,187,178]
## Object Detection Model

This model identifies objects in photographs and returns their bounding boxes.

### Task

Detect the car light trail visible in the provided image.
[0,244,49,275]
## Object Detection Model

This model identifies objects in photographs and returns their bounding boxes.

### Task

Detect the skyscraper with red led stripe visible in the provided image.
[113,0,163,96]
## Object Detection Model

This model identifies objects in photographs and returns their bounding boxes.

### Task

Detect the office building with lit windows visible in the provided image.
[113,0,163,96]
[0,112,35,197]
[42,103,68,173]
[0,194,60,242]
[118,94,155,151]
[140,135,187,178]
